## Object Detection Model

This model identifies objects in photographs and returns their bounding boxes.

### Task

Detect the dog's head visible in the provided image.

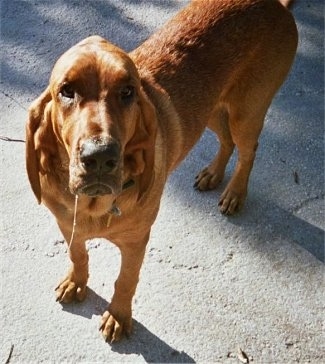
[26,36,157,203]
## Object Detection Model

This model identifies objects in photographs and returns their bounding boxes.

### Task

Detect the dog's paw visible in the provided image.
[99,310,132,343]
[194,167,223,191]
[55,277,87,303]
[219,186,246,215]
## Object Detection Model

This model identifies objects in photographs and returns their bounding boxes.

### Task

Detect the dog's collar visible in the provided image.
[107,179,135,227]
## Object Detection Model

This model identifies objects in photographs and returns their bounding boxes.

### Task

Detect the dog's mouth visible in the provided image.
[70,173,123,197]
[78,182,115,197]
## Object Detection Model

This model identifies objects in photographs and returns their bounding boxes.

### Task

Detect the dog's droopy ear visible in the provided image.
[124,87,157,200]
[26,87,57,204]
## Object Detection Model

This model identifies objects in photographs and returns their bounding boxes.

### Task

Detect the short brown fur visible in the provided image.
[26,0,297,342]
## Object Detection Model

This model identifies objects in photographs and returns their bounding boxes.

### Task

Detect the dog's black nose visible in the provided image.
[80,139,120,173]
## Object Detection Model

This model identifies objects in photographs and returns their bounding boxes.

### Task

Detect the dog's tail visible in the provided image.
[278,0,295,8]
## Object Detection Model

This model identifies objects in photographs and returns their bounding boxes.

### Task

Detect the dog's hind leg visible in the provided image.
[194,105,235,191]
[218,108,265,215]
[195,96,268,215]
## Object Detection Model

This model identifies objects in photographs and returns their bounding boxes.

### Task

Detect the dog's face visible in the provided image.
[50,37,142,196]
[26,36,157,202]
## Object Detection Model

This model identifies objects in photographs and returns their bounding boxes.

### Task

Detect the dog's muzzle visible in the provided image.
[73,137,122,197]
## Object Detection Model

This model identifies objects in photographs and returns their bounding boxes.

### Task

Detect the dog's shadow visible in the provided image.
[60,288,195,363]
[111,321,195,363]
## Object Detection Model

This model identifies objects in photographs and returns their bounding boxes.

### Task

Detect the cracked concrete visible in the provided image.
[1,1,324,363]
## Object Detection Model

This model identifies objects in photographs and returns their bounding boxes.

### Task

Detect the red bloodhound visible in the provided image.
[26,0,297,342]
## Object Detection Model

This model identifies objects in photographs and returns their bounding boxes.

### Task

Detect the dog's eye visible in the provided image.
[59,83,75,100]
[120,86,135,103]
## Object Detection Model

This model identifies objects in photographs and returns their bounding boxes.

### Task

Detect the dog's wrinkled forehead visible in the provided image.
[50,36,139,91]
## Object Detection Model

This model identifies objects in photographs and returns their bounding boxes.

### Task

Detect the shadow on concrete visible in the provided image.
[59,288,195,363]
[228,202,325,263]
[59,288,109,319]
[111,320,195,363]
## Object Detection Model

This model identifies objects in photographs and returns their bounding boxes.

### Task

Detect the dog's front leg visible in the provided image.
[100,232,149,343]
[55,223,89,303]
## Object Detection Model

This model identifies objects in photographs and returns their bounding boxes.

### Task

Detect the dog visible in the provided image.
[26,0,297,342]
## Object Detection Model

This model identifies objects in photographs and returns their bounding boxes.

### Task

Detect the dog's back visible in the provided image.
[132,0,298,214]
[132,0,297,126]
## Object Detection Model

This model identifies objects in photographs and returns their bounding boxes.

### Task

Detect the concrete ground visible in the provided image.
[1,1,324,363]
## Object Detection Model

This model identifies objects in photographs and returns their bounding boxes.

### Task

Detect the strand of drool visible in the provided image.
[68,194,79,252]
